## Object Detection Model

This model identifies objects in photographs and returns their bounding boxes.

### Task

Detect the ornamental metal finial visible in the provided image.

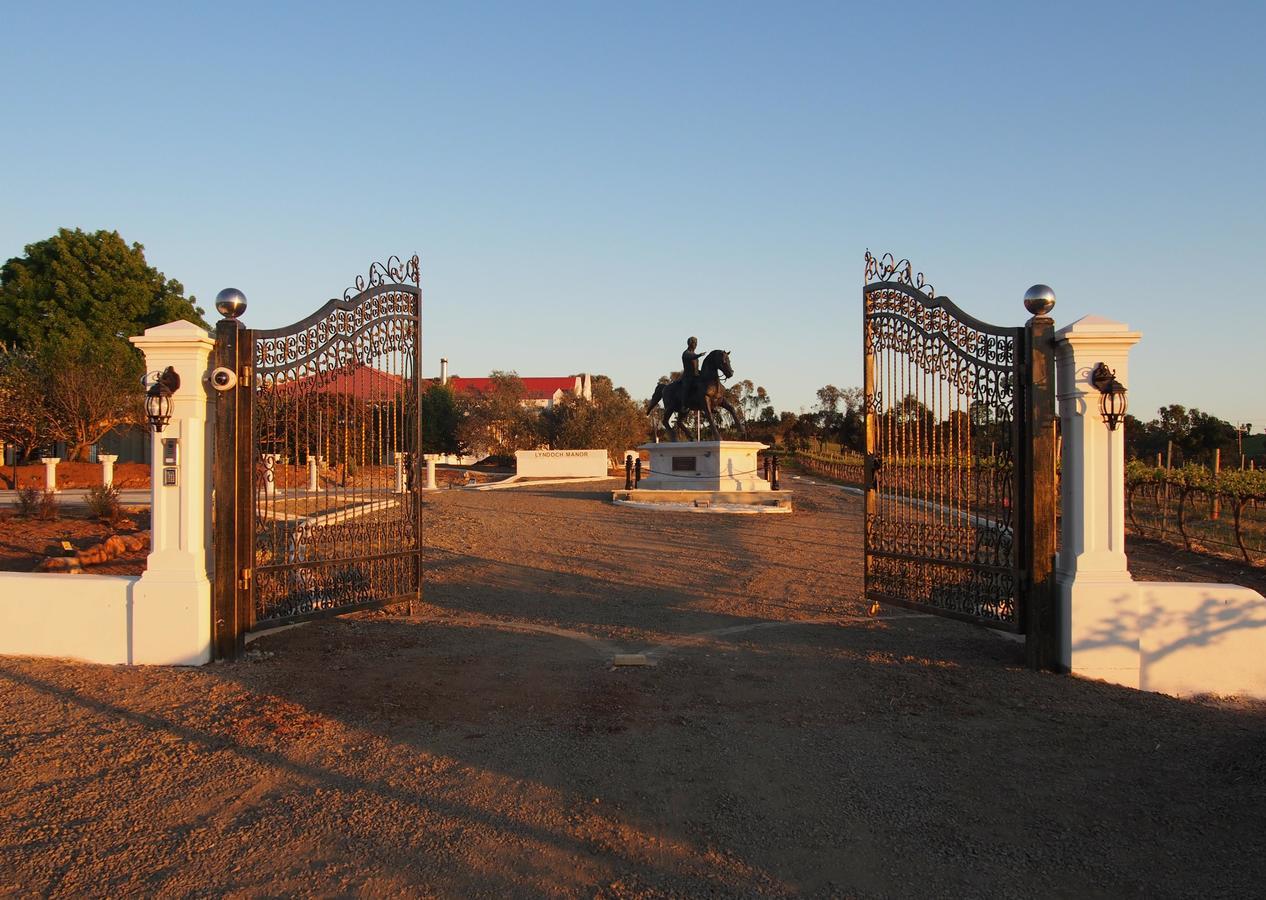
[215,288,248,320]
[343,254,421,301]
[1023,284,1056,317]
[864,249,936,299]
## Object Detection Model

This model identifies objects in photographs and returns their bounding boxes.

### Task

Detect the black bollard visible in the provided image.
[771,455,780,491]
[634,457,642,487]
[624,454,633,490]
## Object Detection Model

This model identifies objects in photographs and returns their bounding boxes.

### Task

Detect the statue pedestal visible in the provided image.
[613,441,792,513]
[638,440,769,491]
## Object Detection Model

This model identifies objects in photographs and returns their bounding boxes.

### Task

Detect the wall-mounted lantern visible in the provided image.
[1090,362,1127,432]
[143,367,181,433]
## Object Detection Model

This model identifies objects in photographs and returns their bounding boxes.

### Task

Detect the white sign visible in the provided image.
[515,449,609,478]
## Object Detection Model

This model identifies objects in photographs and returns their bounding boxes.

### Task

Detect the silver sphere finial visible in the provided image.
[215,288,248,320]
[1023,284,1056,317]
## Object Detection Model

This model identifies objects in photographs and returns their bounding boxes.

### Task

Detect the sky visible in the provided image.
[2,1,1264,429]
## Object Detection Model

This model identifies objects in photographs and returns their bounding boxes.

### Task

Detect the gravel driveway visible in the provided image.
[1,478,1263,897]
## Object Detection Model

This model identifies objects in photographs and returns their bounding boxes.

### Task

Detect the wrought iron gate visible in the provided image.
[862,252,1057,668]
[212,256,423,659]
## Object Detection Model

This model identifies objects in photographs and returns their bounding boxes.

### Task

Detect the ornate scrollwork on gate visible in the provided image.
[244,256,423,628]
[863,252,1026,629]
[255,294,418,379]
[344,254,421,300]
[864,249,935,299]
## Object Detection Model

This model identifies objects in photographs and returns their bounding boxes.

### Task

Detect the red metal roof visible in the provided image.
[437,376,578,401]
[274,363,406,401]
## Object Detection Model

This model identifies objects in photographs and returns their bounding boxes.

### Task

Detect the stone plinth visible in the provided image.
[637,441,770,492]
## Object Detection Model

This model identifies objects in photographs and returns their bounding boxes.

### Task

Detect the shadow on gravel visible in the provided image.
[4,480,1266,896]
[220,613,1266,894]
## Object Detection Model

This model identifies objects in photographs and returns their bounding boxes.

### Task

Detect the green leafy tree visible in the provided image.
[729,379,771,427]
[456,371,541,459]
[814,384,864,451]
[541,375,646,458]
[1127,404,1240,468]
[421,383,463,455]
[0,229,207,459]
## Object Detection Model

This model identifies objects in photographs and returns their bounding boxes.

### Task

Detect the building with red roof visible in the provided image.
[431,360,591,409]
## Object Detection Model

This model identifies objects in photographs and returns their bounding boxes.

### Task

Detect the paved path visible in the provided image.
[0,488,151,507]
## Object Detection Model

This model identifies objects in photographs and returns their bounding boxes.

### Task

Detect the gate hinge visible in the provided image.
[240,366,251,387]
[239,567,252,590]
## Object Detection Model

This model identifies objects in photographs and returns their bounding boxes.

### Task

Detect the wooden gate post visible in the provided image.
[862,313,876,603]
[1023,286,1058,670]
[211,290,249,660]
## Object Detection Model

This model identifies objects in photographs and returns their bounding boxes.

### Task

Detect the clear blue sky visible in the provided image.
[2,1,1263,428]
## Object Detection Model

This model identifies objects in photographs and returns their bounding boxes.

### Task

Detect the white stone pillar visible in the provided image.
[424,456,437,491]
[1054,315,1142,683]
[394,452,407,493]
[41,457,60,492]
[307,456,321,492]
[100,454,118,489]
[127,320,215,665]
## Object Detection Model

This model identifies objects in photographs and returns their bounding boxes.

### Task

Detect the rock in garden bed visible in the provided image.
[0,507,150,576]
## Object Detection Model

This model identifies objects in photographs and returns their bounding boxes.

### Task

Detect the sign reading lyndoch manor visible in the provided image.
[515,449,609,478]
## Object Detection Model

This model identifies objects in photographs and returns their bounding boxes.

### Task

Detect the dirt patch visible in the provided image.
[0,507,150,575]
[1128,532,1266,595]
[1,479,1264,896]
[0,461,151,490]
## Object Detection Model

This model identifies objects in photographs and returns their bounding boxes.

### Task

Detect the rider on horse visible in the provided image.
[680,336,704,400]
[647,340,744,441]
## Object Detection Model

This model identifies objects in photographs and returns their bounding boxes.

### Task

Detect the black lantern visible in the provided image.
[1091,362,1127,432]
[143,367,181,433]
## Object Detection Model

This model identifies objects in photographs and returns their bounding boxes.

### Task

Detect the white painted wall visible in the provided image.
[1056,314,1266,699]
[1068,579,1266,697]
[515,449,609,478]
[0,573,136,665]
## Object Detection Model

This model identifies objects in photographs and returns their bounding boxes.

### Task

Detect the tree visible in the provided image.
[456,371,541,459]
[421,383,463,455]
[730,379,772,427]
[43,341,145,462]
[1127,404,1239,468]
[813,384,864,451]
[0,346,48,464]
[541,375,646,458]
[0,229,207,459]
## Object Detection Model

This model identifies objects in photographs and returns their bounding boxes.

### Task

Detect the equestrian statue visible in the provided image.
[646,336,746,441]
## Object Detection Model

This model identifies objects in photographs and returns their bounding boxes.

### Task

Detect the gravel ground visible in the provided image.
[1,478,1264,897]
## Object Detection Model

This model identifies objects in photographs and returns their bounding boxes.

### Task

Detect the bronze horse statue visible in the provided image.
[646,348,746,441]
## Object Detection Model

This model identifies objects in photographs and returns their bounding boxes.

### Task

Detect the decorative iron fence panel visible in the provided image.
[212,256,423,655]
[861,251,1056,657]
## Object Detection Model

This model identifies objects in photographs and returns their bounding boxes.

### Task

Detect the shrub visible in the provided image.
[14,486,40,518]
[37,490,59,521]
[84,483,122,522]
